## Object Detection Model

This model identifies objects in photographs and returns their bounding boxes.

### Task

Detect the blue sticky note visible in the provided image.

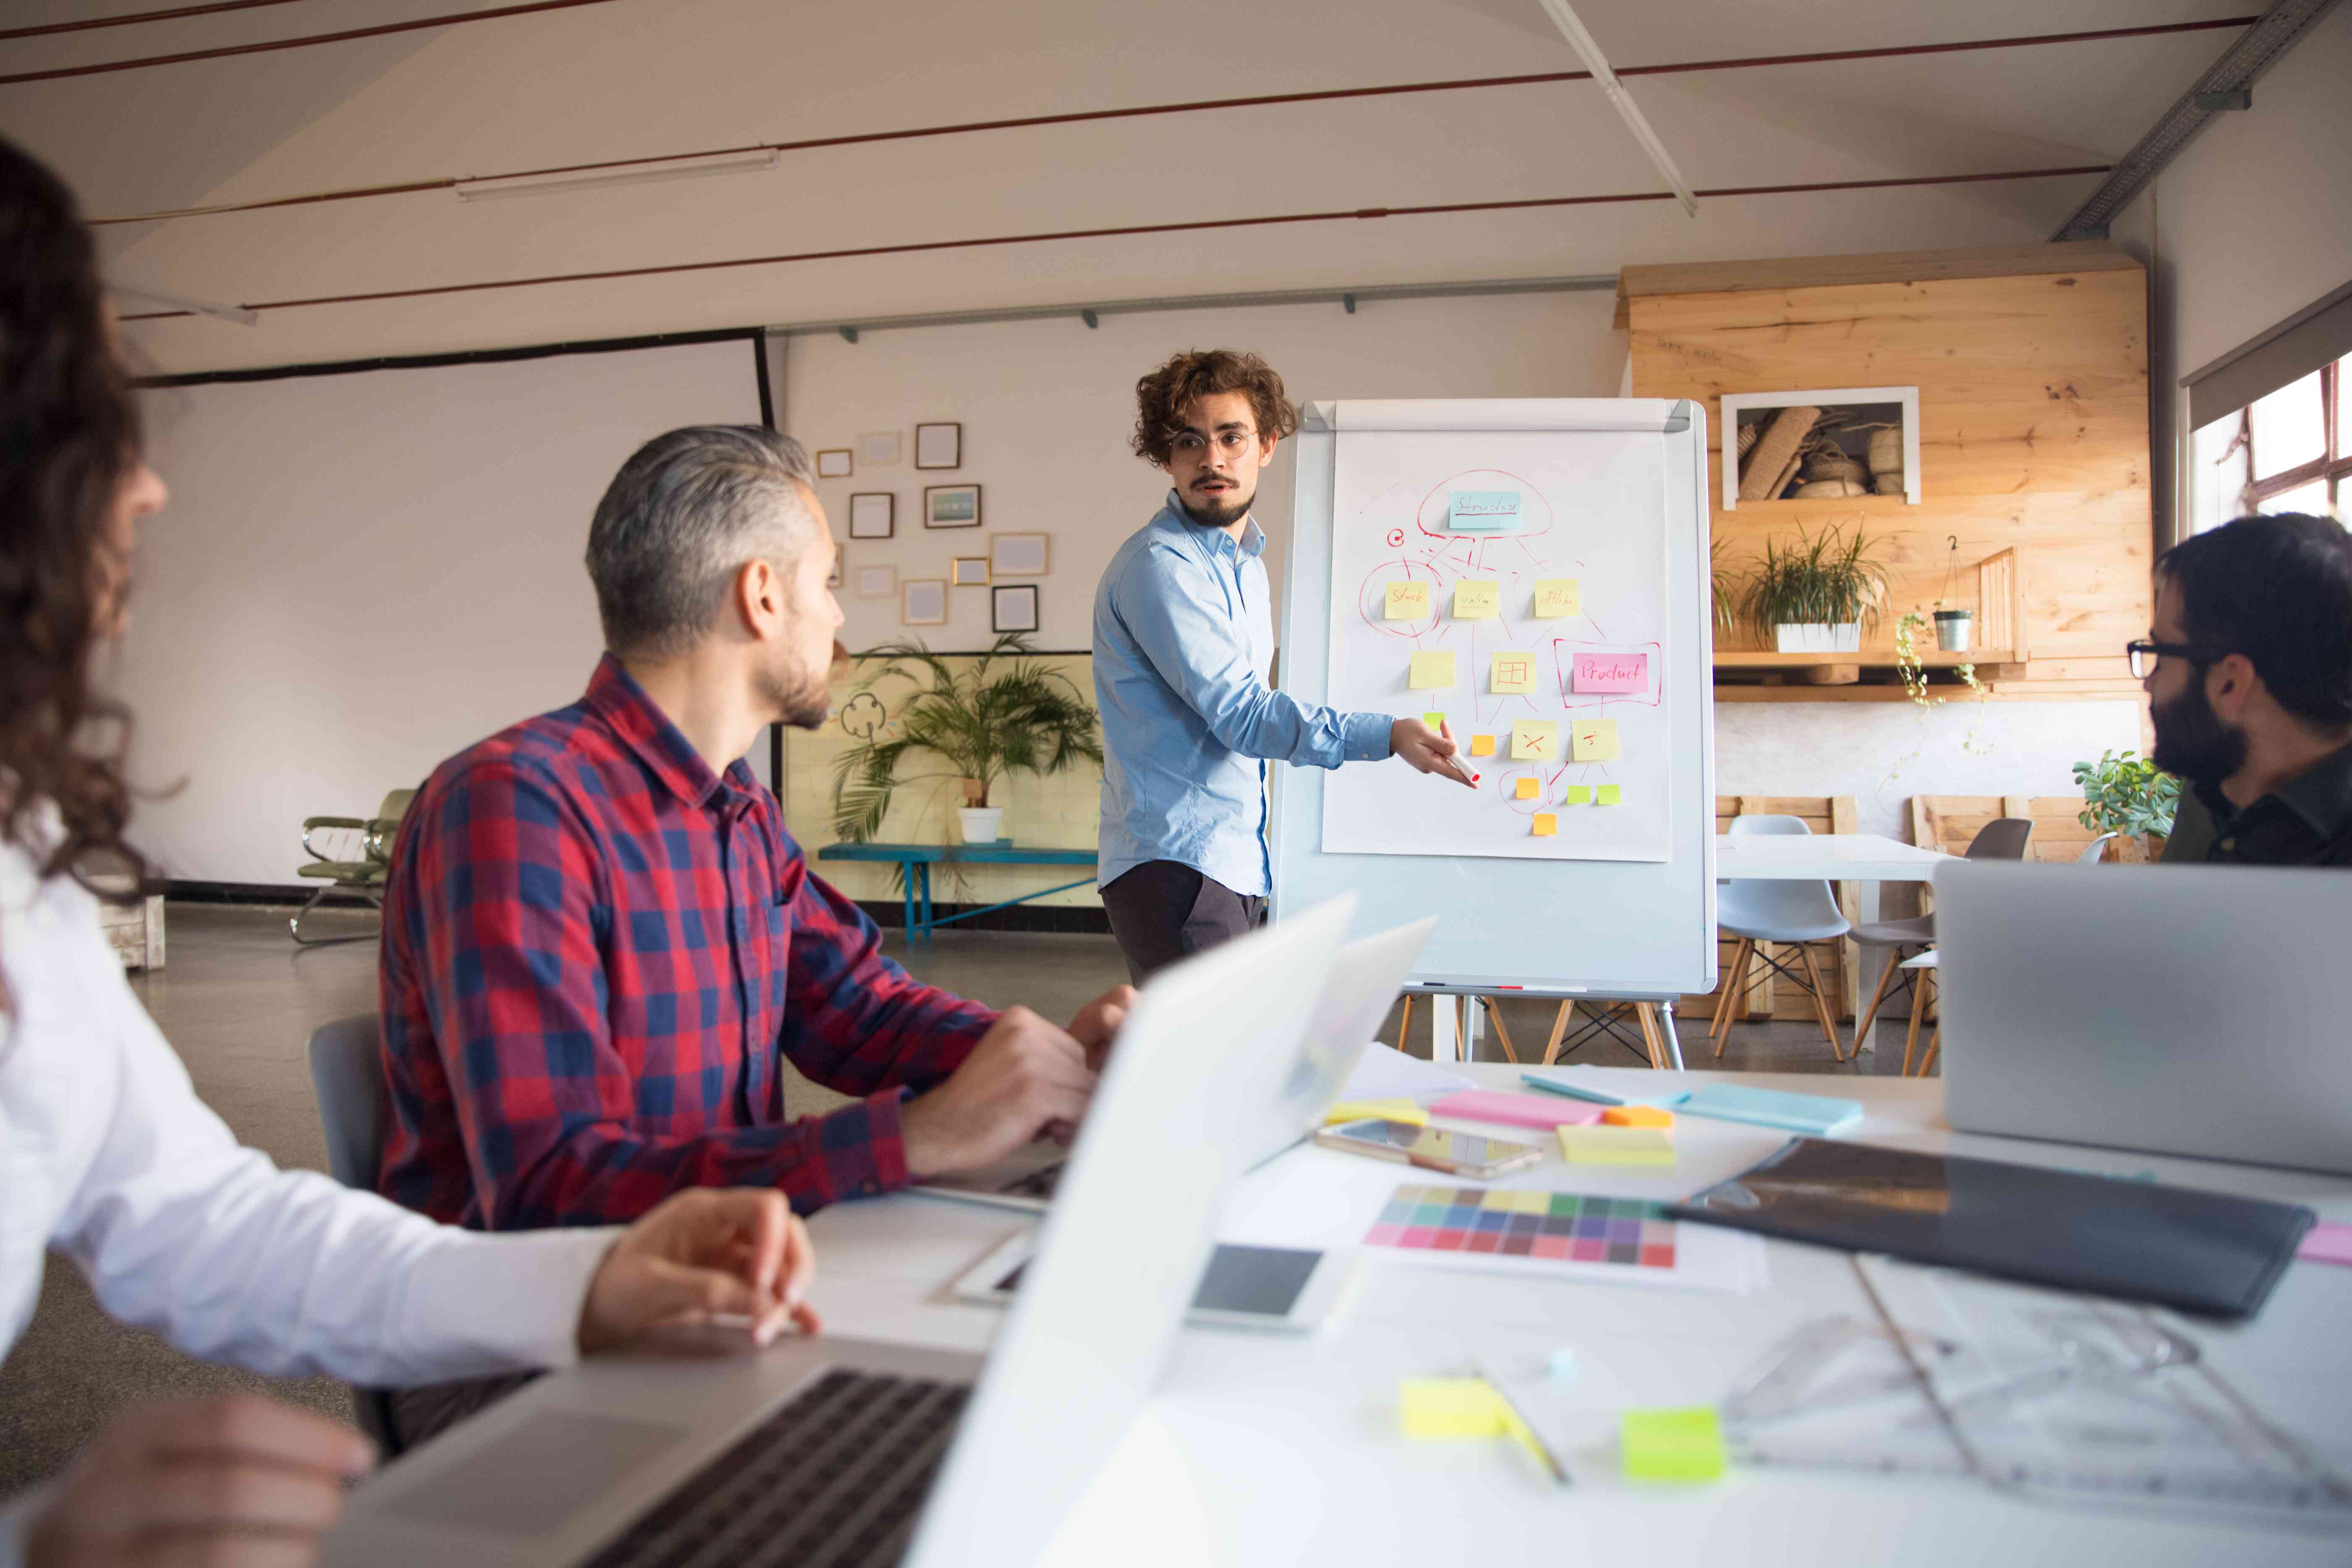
[1448,491,1523,533]
[1678,1084,1863,1136]
[1521,1072,1691,1109]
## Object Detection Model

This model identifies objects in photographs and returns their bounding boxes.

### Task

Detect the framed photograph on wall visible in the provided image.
[815,448,854,479]
[914,422,961,470]
[990,532,1049,578]
[924,483,981,528]
[990,584,1039,634]
[951,556,990,587]
[847,492,894,538]
[854,564,896,598]
[902,578,947,625]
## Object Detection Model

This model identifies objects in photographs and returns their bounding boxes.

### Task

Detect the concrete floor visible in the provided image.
[0,901,1910,1494]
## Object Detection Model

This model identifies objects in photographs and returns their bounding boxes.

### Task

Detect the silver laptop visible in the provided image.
[1936,860,2352,1174]
[326,896,1354,1568]
[914,916,1437,1210]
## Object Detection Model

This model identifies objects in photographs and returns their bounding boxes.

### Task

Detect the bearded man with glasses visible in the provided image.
[2131,511,2352,866]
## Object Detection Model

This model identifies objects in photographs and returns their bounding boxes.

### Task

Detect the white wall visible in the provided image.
[119,337,765,884]
[2109,6,2352,539]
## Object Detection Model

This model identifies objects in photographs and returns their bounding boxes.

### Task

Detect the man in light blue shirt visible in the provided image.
[1093,349,1468,981]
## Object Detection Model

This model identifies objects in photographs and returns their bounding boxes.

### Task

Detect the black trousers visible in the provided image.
[1100,860,1267,985]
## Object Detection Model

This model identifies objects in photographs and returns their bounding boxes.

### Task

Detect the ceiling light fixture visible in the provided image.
[454,150,780,203]
[108,282,258,325]
[1532,0,1698,217]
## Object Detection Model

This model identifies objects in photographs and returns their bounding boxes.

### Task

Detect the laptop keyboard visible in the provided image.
[583,1369,970,1568]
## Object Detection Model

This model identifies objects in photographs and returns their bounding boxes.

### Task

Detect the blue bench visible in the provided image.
[815,841,1098,943]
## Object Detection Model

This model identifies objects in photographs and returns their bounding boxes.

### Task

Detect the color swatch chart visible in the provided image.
[1364,1184,1678,1269]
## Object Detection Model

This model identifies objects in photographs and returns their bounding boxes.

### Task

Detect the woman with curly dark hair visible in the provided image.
[0,137,823,1564]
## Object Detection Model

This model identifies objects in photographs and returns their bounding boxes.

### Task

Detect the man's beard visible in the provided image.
[1176,478,1254,529]
[2150,674,2248,787]
[758,659,833,731]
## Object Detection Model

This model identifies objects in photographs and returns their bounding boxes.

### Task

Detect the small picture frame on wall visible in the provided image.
[990,584,1040,634]
[847,492,894,539]
[815,448,853,479]
[854,564,896,598]
[990,532,1049,578]
[858,431,900,466]
[902,578,947,625]
[924,483,981,528]
[951,556,990,587]
[914,422,962,470]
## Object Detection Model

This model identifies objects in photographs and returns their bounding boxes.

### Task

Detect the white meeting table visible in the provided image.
[508,1067,2352,1568]
[1715,831,1953,1056]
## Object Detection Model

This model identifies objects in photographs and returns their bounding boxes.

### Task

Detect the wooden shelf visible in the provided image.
[1714,494,1916,513]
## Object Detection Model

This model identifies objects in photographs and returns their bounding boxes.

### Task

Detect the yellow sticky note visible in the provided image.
[1514,776,1539,800]
[1385,581,1430,620]
[1409,651,1456,690]
[1452,580,1500,619]
[1422,711,1445,729]
[1532,814,1557,836]
[1325,1098,1429,1127]
[1603,1104,1675,1128]
[1558,1124,1676,1166]
[1596,784,1623,806]
[1470,734,1495,757]
[1401,1378,1508,1439]
[1511,720,1556,760]
[1562,786,1592,805]
[1532,578,1581,619]
[1622,1407,1726,1482]
[1571,718,1620,762]
[1489,651,1538,695]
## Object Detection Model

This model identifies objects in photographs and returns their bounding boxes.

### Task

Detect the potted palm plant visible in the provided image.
[831,635,1102,847]
[1738,524,1889,653]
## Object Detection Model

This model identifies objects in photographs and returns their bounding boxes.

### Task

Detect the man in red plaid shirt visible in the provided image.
[377,426,1130,1242]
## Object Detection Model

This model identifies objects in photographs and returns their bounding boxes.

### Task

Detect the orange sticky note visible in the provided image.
[1511,720,1556,760]
[1385,581,1430,620]
[1470,734,1495,757]
[1571,718,1621,762]
[1489,652,1538,695]
[1532,814,1557,836]
[1603,1104,1675,1128]
[1515,776,1539,800]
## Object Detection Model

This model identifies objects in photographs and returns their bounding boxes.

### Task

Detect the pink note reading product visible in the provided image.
[2298,1222,2352,1268]
[1429,1090,1605,1131]
[1573,652,1648,695]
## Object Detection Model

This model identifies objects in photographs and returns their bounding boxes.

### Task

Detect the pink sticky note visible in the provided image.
[1573,651,1648,694]
[2298,1222,2352,1267]
[1429,1090,1605,1131]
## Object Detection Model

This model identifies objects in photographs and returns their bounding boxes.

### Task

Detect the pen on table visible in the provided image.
[1473,1356,1575,1487]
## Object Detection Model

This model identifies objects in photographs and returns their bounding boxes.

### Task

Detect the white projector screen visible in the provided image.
[117,335,767,886]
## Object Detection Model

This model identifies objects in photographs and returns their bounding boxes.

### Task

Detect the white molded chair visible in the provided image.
[1712,815,1852,1063]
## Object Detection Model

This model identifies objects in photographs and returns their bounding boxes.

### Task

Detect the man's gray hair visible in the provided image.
[585,425,822,658]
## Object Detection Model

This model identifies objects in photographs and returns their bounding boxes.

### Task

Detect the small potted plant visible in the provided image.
[2072,749,2181,860]
[1931,535,1973,651]
[831,635,1102,847]
[1738,524,1889,653]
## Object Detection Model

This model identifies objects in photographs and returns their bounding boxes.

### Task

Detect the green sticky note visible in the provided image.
[1423,711,1445,729]
[1597,784,1623,806]
[1563,786,1592,805]
[1622,1407,1726,1482]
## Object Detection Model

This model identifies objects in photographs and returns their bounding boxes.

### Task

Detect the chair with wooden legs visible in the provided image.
[1537,1000,1669,1070]
[1712,815,1853,1063]
[1900,949,1941,1076]
[1852,816,2035,1037]
[1394,993,1527,1063]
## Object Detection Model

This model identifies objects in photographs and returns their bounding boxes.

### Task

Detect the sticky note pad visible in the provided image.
[1511,720,1556,760]
[1447,491,1522,532]
[1622,1408,1726,1482]
[2300,1223,2352,1267]
[1384,581,1429,620]
[1562,786,1592,805]
[1571,718,1620,761]
[1596,784,1622,806]
[1408,651,1455,690]
[1489,652,1538,695]
[1548,1348,1581,1387]
[1422,711,1445,729]
[1470,734,1495,757]
[1532,814,1556,836]
[1514,776,1539,800]
[1602,1104,1675,1129]
[1532,578,1581,619]
[1401,1378,1507,1439]
[1452,580,1500,619]
[1573,651,1648,695]
[1326,1098,1429,1127]
[1558,1124,1675,1166]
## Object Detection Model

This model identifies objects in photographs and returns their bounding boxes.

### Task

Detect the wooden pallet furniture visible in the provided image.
[1911,793,2148,881]
[1712,546,2030,689]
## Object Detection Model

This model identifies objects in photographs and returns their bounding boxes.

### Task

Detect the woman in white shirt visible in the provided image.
[0,139,823,1565]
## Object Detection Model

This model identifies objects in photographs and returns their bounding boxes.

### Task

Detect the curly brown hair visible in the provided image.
[1130,349,1299,468]
[0,135,146,894]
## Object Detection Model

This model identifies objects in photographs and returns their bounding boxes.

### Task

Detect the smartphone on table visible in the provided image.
[1312,1117,1543,1179]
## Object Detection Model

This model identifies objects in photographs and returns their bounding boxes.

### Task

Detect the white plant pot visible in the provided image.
[956,807,1005,845]
[1773,622,1862,654]
[1933,611,1975,652]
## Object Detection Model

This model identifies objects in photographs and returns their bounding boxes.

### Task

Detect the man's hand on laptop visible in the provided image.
[1066,983,1138,1074]
[580,1189,823,1353]
[902,1006,1097,1177]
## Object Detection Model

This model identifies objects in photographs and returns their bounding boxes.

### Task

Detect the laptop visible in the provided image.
[325,896,1355,1568]
[1935,859,2352,1174]
[914,916,1438,1211]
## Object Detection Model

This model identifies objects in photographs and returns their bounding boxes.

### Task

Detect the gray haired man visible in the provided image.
[376,426,1130,1443]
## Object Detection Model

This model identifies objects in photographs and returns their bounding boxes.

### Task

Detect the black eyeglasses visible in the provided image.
[2125,639,2227,678]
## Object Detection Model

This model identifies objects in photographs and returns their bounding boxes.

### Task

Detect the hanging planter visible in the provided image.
[1930,535,1974,651]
